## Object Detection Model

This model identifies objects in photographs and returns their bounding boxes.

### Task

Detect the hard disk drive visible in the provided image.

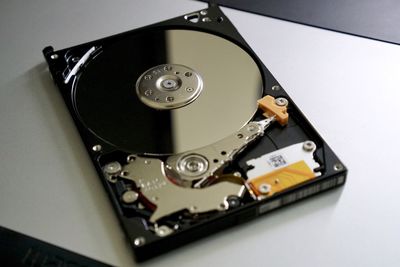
[43,4,347,262]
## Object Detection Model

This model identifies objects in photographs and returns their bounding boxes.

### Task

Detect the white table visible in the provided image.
[1,1,399,266]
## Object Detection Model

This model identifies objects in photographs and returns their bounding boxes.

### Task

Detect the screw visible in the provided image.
[233,172,242,177]
[92,144,102,152]
[184,72,192,77]
[133,237,145,247]
[272,85,281,91]
[104,162,122,175]
[247,124,258,132]
[226,196,241,208]
[258,183,271,194]
[202,17,211,22]
[275,97,288,107]
[200,10,207,15]
[50,54,58,60]
[144,75,152,80]
[303,141,316,152]
[162,79,177,89]
[179,154,208,176]
[166,96,174,102]
[122,190,138,204]
[155,225,173,237]
[186,87,194,92]
[187,161,200,172]
[164,65,172,71]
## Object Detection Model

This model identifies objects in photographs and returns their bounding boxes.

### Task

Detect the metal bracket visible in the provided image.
[166,117,275,188]
[119,157,245,223]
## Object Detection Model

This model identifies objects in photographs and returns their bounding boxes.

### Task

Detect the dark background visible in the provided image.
[202,0,400,45]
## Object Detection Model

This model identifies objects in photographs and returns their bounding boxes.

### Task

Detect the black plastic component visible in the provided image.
[0,226,110,267]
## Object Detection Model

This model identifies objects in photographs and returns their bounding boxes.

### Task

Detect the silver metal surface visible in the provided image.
[73,30,263,154]
[119,157,245,223]
[121,190,139,204]
[333,163,344,171]
[160,29,262,153]
[166,117,275,187]
[184,12,200,23]
[133,237,145,247]
[92,144,102,152]
[136,64,203,110]
[155,225,174,237]
[233,172,242,177]
[275,97,288,107]
[103,162,122,175]
[272,85,281,91]
[258,183,271,194]
[302,140,316,152]
[177,154,209,177]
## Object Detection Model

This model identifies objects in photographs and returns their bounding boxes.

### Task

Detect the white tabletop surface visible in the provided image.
[1,1,400,266]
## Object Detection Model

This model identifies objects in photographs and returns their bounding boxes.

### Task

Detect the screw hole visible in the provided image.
[127,155,136,162]
[221,151,227,155]
[333,163,344,171]
[217,16,224,23]
[184,13,200,23]
[213,159,219,163]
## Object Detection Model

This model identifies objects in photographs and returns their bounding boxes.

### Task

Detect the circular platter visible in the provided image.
[74,29,263,155]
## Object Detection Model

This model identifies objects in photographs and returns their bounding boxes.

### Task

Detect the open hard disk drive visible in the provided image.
[43,4,347,262]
